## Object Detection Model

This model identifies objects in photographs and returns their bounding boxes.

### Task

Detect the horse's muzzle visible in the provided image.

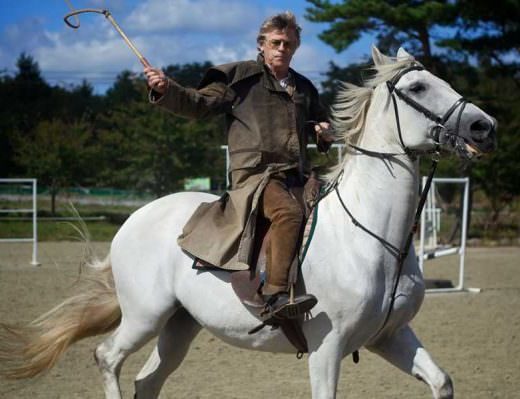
[466,117,497,155]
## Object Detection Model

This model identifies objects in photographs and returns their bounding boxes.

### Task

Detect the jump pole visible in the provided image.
[418,177,480,294]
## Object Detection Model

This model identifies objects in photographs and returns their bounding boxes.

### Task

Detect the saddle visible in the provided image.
[229,216,311,355]
[194,172,323,355]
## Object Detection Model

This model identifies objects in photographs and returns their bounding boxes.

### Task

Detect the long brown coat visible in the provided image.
[150,55,329,270]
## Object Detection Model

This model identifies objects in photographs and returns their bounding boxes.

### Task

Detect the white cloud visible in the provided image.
[37,35,135,73]
[205,43,257,66]
[126,0,259,34]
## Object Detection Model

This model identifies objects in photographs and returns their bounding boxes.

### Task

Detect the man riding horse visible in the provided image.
[144,12,334,319]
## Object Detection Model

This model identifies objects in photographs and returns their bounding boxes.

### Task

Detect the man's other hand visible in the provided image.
[314,122,335,142]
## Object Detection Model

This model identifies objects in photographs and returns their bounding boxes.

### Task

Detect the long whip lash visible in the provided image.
[63,0,151,67]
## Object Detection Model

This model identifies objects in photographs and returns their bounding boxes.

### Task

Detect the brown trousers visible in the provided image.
[260,175,304,295]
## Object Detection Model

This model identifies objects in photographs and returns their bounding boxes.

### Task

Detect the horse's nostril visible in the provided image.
[471,119,492,133]
[470,119,493,143]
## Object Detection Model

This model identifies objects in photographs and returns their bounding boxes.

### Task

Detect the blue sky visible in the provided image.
[0,0,373,93]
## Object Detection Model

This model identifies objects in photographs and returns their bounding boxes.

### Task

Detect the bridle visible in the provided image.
[325,63,472,339]
[345,62,471,161]
[385,63,471,160]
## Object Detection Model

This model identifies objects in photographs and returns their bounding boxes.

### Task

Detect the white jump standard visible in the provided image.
[0,178,40,266]
[418,177,480,294]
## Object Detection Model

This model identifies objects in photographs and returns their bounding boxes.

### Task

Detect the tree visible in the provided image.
[14,53,45,83]
[0,73,15,175]
[468,68,520,229]
[65,80,103,121]
[105,70,143,106]
[305,0,459,67]
[319,60,371,106]
[12,119,94,214]
[440,0,520,72]
[96,77,225,196]
[96,104,225,196]
[306,0,520,70]
[12,53,54,123]
[164,61,213,88]
[0,54,53,175]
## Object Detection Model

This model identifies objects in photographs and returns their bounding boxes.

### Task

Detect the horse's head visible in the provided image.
[355,46,496,160]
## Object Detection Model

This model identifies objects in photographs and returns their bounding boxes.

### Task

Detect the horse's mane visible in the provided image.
[324,57,416,184]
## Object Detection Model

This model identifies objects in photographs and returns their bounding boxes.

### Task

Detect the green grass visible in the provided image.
[0,220,121,241]
[0,197,137,241]
[0,197,144,214]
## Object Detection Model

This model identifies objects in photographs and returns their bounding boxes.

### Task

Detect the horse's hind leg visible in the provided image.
[367,325,453,399]
[95,314,172,399]
[134,308,202,399]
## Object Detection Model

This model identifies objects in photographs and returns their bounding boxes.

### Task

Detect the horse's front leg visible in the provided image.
[307,333,344,399]
[367,324,453,399]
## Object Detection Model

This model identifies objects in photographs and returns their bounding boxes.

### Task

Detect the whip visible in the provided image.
[63,0,151,67]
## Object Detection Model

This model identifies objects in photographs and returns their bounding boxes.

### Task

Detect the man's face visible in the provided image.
[260,29,298,72]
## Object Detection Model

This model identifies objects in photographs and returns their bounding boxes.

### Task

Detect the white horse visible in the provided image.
[0,47,496,398]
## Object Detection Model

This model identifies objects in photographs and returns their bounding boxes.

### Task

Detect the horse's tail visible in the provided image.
[0,255,121,379]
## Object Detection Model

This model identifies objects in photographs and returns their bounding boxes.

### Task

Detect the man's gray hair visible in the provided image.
[257,11,302,49]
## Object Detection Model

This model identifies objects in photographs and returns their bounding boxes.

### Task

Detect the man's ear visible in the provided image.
[258,41,265,54]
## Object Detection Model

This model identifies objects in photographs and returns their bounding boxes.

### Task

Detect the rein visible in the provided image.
[324,63,467,337]
[330,157,438,338]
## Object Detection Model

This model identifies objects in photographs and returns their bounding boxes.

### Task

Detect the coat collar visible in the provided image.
[256,53,295,93]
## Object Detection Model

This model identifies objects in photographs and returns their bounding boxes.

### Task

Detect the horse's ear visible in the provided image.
[396,47,414,61]
[371,45,392,66]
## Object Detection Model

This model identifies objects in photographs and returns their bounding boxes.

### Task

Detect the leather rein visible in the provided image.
[328,63,470,337]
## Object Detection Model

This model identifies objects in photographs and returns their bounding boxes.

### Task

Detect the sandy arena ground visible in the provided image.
[0,242,518,398]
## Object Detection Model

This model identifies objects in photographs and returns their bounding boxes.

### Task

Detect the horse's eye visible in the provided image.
[409,83,426,93]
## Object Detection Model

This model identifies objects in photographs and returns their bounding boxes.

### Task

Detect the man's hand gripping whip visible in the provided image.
[63,0,151,68]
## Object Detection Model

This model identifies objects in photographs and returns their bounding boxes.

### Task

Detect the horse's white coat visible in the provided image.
[95,48,494,399]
